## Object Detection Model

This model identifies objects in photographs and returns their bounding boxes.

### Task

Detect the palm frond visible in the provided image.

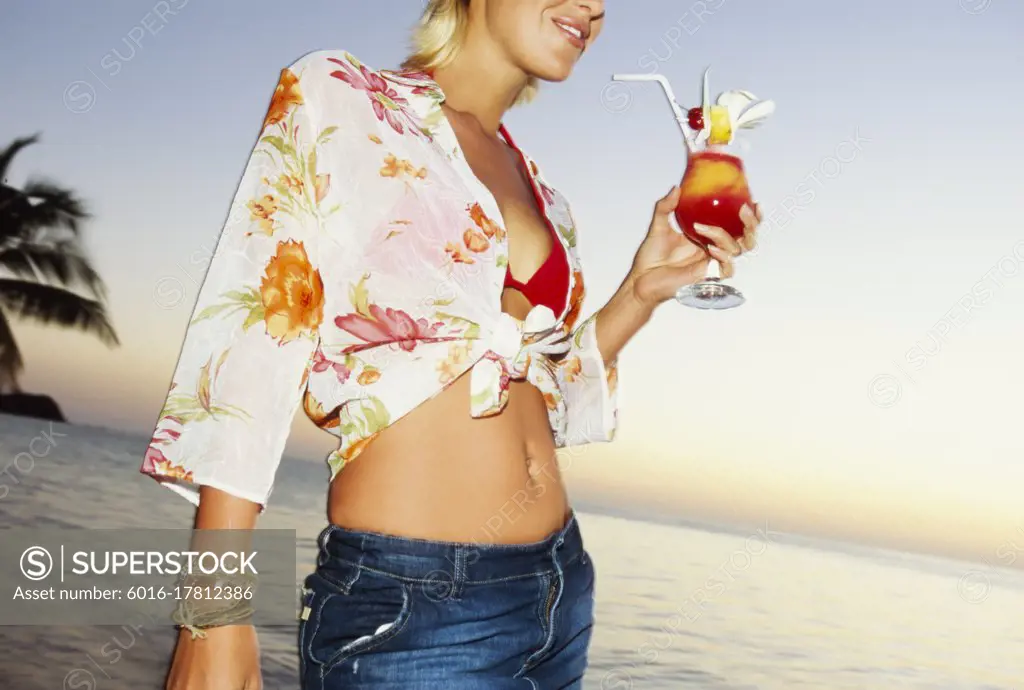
[0,134,120,375]
[0,240,108,299]
[0,184,35,242]
[0,134,40,182]
[0,279,119,347]
[0,307,25,391]
[16,178,90,235]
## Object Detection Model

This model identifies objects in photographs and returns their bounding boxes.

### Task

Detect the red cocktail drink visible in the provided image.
[675,149,752,246]
[672,147,752,308]
[610,68,773,309]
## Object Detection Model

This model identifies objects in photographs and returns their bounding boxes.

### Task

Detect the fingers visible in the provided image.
[739,203,759,252]
[665,243,735,280]
[641,254,734,303]
[692,223,743,257]
[706,245,735,278]
[646,186,682,238]
[692,202,762,255]
[653,185,681,218]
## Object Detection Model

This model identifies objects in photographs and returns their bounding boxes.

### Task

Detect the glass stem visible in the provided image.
[705,256,722,281]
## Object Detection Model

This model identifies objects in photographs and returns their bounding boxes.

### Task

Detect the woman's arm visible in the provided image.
[193,486,261,530]
[165,488,261,690]
[590,275,654,367]
[148,50,336,688]
[593,185,762,365]
[555,186,760,447]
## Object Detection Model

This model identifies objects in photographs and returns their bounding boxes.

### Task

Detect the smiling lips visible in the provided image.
[553,17,588,50]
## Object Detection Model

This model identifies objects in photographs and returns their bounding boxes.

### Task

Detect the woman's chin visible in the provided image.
[527,61,576,84]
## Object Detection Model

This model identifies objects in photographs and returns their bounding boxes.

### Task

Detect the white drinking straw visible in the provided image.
[611,73,695,154]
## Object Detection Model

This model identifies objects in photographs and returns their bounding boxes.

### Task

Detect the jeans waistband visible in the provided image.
[316,509,583,585]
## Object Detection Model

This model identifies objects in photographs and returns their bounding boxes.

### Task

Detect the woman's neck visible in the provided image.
[431,44,529,136]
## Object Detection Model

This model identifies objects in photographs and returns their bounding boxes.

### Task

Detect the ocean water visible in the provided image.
[0,414,1021,689]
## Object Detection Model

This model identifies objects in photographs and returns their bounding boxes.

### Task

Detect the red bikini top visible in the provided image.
[498,124,570,316]
[414,70,569,315]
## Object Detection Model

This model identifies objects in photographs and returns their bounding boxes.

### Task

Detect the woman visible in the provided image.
[147,1,760,688]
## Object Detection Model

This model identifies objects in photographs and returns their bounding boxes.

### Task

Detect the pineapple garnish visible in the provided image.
[692,68,775,147]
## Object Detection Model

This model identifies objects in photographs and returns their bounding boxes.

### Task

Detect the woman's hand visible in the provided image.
[165,625,262,689]
[627,185,762,309]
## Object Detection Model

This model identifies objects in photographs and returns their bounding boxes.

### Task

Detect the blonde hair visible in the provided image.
[401,0,539,106]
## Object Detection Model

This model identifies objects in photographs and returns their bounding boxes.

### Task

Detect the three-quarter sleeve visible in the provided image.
[557,313,619,446]
[141,54,328,510]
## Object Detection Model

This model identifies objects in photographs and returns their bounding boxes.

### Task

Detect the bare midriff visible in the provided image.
[328,286,569,544]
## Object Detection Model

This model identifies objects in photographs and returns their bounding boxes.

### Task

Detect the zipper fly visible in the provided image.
[543,577,558,622]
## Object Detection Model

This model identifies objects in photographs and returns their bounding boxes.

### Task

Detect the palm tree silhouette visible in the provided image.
[0,133,119,393]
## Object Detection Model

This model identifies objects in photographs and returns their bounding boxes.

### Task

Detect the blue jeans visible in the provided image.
[298,510,595,689]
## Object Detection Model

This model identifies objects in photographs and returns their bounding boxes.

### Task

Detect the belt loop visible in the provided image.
[338,535,367,594]
[316,525,335,568]
[450,545,467,600]
[552,517,570,565]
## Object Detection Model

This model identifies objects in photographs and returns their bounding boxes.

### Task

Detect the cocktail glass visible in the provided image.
[611,70,774,310]
[674,146,752,308]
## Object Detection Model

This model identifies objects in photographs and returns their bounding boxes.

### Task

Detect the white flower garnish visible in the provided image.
[697,67,775,147]
[718,90,775,129]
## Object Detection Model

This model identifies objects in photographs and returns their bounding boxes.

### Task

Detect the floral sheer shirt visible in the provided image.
[140,50,619,509]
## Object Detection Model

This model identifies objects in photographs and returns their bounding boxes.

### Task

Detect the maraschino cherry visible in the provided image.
[686,107,704,131]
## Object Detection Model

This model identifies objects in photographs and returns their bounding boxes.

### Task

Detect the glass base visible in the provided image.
[675,278,745,310]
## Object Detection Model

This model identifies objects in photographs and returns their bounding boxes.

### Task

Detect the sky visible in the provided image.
[1,0,1022,566]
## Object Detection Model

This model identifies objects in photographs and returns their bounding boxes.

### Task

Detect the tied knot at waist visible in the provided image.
[468,305,570,419]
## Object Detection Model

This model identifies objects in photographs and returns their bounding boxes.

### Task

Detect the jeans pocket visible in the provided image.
[302,568,413,673]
